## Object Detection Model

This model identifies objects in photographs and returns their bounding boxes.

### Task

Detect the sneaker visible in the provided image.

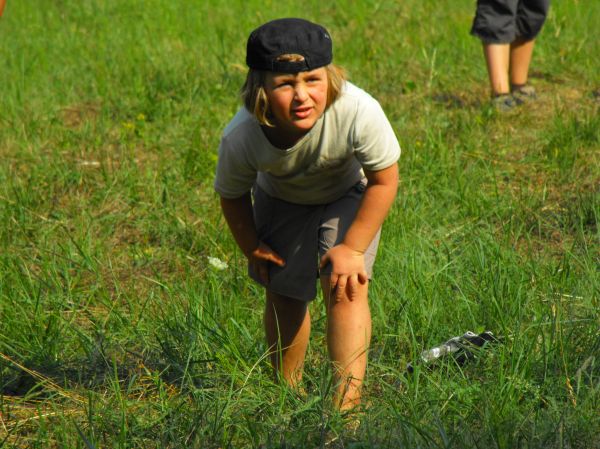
[492,93,518,112]
[511,84,537,104]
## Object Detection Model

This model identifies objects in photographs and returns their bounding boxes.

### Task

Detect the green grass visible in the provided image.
[0,0,598,448]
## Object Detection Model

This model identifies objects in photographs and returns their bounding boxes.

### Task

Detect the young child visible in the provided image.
[214,18,400,410]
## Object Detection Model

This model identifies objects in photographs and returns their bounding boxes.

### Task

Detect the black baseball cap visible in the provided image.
[246,18,333,73]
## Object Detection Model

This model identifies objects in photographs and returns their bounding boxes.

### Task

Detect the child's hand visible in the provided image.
[320,244,368,302]
[249,241,286,284]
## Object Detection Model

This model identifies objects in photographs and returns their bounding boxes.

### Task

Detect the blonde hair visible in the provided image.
[240,58,347,127]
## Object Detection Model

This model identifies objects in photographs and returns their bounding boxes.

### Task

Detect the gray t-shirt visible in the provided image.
[214,82,400,205]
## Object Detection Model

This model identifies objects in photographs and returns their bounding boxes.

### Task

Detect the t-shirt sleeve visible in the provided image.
[352,96,401,171]
[213,136,257,198]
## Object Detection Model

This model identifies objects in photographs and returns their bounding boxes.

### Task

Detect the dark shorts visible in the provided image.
[249,181,381,302]
[471,0,550,44]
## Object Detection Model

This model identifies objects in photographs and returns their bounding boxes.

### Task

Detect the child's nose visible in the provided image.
[294,84,309,102]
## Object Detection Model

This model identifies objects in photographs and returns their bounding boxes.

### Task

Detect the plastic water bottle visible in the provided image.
[407,331,498,373]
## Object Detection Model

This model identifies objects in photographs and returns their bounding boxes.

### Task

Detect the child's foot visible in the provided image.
[511,84,537,104]
[491,93,518,112]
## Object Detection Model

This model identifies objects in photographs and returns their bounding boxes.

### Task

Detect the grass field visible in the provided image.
[0,1,598,448]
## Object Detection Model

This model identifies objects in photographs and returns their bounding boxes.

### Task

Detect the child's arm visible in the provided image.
[320,163,399,301]
[220,193,286,283]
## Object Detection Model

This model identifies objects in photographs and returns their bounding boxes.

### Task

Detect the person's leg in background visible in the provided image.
[483,43,511,96]
[472,0,520,99]
[509,38,536,87]
[472,0,550,107]
[510,0,550,100]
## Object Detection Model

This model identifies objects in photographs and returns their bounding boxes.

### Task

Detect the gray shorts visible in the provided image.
[249,181,381,302]
[471,0,550,44]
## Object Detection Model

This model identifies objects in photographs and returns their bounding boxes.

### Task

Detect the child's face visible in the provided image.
[264,68,328,138]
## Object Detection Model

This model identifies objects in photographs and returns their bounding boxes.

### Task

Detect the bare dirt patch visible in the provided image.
[60,102,101,128]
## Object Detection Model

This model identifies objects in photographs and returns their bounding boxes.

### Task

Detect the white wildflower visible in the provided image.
[207,256,228,270]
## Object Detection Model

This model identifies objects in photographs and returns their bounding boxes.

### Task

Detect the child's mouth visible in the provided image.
[293,107,312,119]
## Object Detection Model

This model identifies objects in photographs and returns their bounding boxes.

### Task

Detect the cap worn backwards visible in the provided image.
[246,18,333,73]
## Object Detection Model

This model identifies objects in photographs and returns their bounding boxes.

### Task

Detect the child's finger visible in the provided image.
[268,253,286,267]
[336,276,347,302]
[319,253,330,269]
[328,273,339,296]
[347,275,360,301]
[252,260,269,284]
[255,242,285,267]
[358,271,368,285]
[258,263,269,284]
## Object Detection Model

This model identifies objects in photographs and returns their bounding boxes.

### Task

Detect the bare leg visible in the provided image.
[264,291,311,387]
[509,38,536,87]
[321,276,371,411]
[482,43,511,96]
